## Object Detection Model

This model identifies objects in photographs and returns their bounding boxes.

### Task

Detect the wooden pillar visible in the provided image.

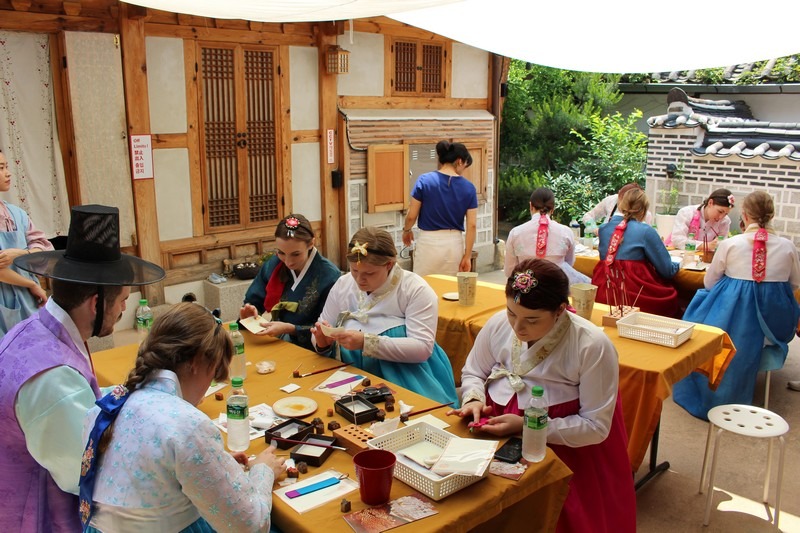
[317,22,343,267]
[118,5,165,303]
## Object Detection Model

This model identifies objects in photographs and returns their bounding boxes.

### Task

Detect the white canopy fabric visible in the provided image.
[123,0,800,73]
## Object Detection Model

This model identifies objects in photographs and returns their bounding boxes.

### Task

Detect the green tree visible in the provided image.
[569,110,648,195]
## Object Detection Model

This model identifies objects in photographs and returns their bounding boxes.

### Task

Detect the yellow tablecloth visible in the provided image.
[425,275,508,385]
[425,275,735,471]
[94,335,572,533]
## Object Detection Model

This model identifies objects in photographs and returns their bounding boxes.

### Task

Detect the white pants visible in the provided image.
[413,229,464,277]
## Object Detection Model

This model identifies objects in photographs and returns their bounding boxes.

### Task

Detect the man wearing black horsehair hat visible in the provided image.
[0,205,165,532]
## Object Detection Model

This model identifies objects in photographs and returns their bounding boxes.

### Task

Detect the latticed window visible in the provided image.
[391,38,445,97]
[199,44,282,231]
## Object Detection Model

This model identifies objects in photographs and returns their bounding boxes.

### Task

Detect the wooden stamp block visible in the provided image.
[332,424,373,456]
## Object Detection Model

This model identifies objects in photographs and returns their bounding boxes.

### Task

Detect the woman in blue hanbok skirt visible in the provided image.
[674,191,800,419]
[312,227,457,406]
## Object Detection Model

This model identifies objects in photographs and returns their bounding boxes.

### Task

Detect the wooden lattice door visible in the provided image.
[198,44,281,231]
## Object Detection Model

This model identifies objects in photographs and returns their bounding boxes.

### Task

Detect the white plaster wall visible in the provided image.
[337,32,384,96]
[153,148,193,240]
[291,142,322,221]
[451,43,489,99]
[146,36,187,134]
[289,46,319,130]
[64,31,135,247]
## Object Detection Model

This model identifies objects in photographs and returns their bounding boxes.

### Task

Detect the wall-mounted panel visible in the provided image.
[289,46,319,130]
[146,36,188,134]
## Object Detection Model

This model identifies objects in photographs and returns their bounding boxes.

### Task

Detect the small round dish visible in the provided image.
[272,396,318,418]
[442,292,459,301]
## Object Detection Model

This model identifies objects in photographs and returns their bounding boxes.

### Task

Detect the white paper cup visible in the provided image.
[456,272,478,306]
[570,283,598,321]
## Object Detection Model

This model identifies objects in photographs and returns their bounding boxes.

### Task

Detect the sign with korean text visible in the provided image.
[327,129,335,164]
[130,134,154,180]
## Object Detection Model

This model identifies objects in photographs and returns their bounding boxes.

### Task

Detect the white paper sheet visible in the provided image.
[312,369,365,397]
[431,438,498,477]
[214,403,285,441]
[404,414,450,429]
[240,312,272,334]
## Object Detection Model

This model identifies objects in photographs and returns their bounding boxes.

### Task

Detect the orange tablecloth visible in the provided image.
[94,335,572,533]
[574,253,705,300]
[425,275,508,385]
[426,275,734,471]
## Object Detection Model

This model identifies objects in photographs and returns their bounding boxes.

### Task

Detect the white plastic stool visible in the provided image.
[699,404,789,528]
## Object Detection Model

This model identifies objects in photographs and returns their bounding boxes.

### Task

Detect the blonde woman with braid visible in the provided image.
[674,191,800,418]
[312,227,457,405]
[591,188,680,317]
[79,303,284,532]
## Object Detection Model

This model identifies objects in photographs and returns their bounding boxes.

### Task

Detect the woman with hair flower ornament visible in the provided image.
[668,188,734,250]
[240,213,341,350]
[312,227,457,405]
[448,258,635,532]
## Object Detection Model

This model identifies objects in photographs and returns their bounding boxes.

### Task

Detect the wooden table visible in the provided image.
[574,253,800,306]
[94,335,572,533]
[425,275,735,474]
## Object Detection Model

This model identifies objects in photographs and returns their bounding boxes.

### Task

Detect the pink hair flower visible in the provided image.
[727,194,735,207]
[512,269,538,298]
[285,216,300,229]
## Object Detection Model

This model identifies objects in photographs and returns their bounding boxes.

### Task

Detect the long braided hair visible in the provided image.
[98,302,232,451]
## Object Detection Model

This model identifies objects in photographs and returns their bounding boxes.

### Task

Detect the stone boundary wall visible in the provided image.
[646,127,800,247]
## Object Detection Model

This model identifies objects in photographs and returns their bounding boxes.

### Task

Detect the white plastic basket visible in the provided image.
[616,311,695,348]
[366,422,487,501]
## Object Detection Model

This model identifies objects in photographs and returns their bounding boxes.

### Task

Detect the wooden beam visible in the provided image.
[0,11,118,32]
[151,133,188,149]
[10,0,32,11]
[291,130,321,144]
[119,4,165,304]
[183,40,204,237]
[279,45,293,214]
[337,96,488,110]
[144,22,315,46]
[49,32,81,206]
[62,1,82,17]
[317,26,342,266]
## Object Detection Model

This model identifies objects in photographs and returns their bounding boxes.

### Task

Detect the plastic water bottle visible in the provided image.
[226,377,250,453]
[522,385,548,463]
[583,219,597,249]
[229,322,246,381]
[569,219,581,240]
[685,233,697,252]
[135,299,153,343]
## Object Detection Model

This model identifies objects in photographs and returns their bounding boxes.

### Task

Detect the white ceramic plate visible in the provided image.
[272,396,318,418]
[442,292,459,301]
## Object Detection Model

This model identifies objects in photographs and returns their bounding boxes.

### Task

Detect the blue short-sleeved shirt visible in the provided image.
[412,171,478,231]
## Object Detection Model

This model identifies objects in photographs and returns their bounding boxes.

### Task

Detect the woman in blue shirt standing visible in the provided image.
[402,140,478,276]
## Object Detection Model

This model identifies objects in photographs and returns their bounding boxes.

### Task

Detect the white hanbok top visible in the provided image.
[83,370,274,533]
[704,225,800,289]
[671,204,731,250]
[504,214,577,277]
[461,311,619,447]
[317,265,437,363]
[582,194,653,225]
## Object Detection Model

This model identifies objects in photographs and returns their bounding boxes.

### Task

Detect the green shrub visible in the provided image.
[498,167,546,223]
[546,172,607,225]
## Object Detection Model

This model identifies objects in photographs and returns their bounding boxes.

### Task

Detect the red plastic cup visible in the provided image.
[353,449,396,505]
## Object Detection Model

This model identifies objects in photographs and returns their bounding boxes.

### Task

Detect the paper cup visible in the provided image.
[456,271,478,306]
[353,449,396,506]
[570,283,598,321]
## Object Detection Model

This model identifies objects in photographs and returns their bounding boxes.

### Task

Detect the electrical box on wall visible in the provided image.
[331,170,342,189]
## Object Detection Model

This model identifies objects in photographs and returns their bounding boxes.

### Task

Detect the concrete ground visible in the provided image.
[478,268,800,532]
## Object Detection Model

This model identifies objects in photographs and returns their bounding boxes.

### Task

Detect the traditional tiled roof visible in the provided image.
[647,88,800,161]
[621,56,800,85]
